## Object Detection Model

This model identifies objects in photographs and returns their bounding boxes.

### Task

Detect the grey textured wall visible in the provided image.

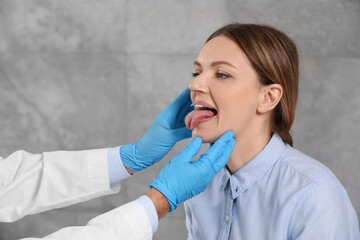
[0,0,359,239]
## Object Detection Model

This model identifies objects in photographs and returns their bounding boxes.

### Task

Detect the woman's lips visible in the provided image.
[185,101,217,130]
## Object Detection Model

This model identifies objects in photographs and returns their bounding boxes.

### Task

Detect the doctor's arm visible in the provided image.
[0,88,192,222]
[20,131,235,240]
[0,148,122,222]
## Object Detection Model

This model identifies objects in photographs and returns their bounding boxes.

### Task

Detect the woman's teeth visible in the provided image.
[194,105,217,114]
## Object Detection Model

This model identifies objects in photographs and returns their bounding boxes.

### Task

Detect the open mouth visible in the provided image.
[185,101,217,130]
[194,104,218,115]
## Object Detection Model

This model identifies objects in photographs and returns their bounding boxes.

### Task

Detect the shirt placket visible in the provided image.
[219,180,234,240]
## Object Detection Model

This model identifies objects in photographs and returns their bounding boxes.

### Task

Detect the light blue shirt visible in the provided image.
[107,146,159,234]
[185,134,360,240]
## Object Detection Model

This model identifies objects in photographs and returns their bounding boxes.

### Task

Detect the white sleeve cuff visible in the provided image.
[107,147,132,187]
[135,195,159,234]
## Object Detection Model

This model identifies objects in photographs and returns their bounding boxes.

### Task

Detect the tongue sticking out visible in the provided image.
[185,109,216,130]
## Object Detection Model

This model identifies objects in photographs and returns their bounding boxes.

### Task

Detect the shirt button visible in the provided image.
[225,215,230,221]
[235,187,239,192]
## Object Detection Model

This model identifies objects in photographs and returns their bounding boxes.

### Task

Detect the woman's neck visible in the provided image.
[226,128,272,174]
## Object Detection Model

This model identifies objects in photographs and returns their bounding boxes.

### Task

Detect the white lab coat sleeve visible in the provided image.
[0,148,119,222]
[21,198,154,240]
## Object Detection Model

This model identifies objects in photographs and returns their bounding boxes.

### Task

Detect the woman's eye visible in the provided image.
[216,72,230,79]
[192,72,200,77]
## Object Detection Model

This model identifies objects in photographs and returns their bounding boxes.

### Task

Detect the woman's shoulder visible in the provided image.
[277,145,344,191]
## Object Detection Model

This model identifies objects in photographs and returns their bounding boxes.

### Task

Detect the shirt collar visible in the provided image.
[220,133,286,199]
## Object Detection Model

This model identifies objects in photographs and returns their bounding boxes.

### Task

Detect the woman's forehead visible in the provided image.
[195,36,249,69]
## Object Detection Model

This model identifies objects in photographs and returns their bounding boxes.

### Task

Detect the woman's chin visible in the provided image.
[192,128,220,144]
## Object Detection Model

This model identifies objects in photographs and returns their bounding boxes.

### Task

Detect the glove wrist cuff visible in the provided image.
[120,144,140,171]
[149,183,178,212]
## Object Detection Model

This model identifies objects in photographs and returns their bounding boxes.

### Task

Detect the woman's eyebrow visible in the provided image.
[194,61,202,67]
[193,60,238,70]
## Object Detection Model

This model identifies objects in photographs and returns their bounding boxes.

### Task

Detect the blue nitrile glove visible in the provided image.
[150,131,235,212]
[120,88,194,172]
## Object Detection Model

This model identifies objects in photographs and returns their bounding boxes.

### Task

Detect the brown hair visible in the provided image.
[207,23,299,146]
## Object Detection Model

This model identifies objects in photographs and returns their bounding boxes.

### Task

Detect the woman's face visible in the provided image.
[186,35,264,143]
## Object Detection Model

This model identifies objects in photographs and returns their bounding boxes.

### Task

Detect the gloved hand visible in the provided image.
[150,131,235,211]
[120,88,193,172]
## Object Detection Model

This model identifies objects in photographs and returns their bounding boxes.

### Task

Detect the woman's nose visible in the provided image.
[189,73,209,93]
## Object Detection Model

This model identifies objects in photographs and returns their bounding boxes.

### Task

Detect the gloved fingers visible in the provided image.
[200,131,235,171]
[211,137,235,172]
[178,137,202,162]
[205,131,234,156]
[175,95,193,124]
[172,88,191,109]
[170,127,192,142]
[164,95,193,129]
[163,88,191,121]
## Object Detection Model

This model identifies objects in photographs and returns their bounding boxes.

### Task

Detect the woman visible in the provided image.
[184,24,359,239]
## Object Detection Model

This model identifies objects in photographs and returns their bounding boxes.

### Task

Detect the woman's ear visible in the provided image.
[257,84,283,114]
